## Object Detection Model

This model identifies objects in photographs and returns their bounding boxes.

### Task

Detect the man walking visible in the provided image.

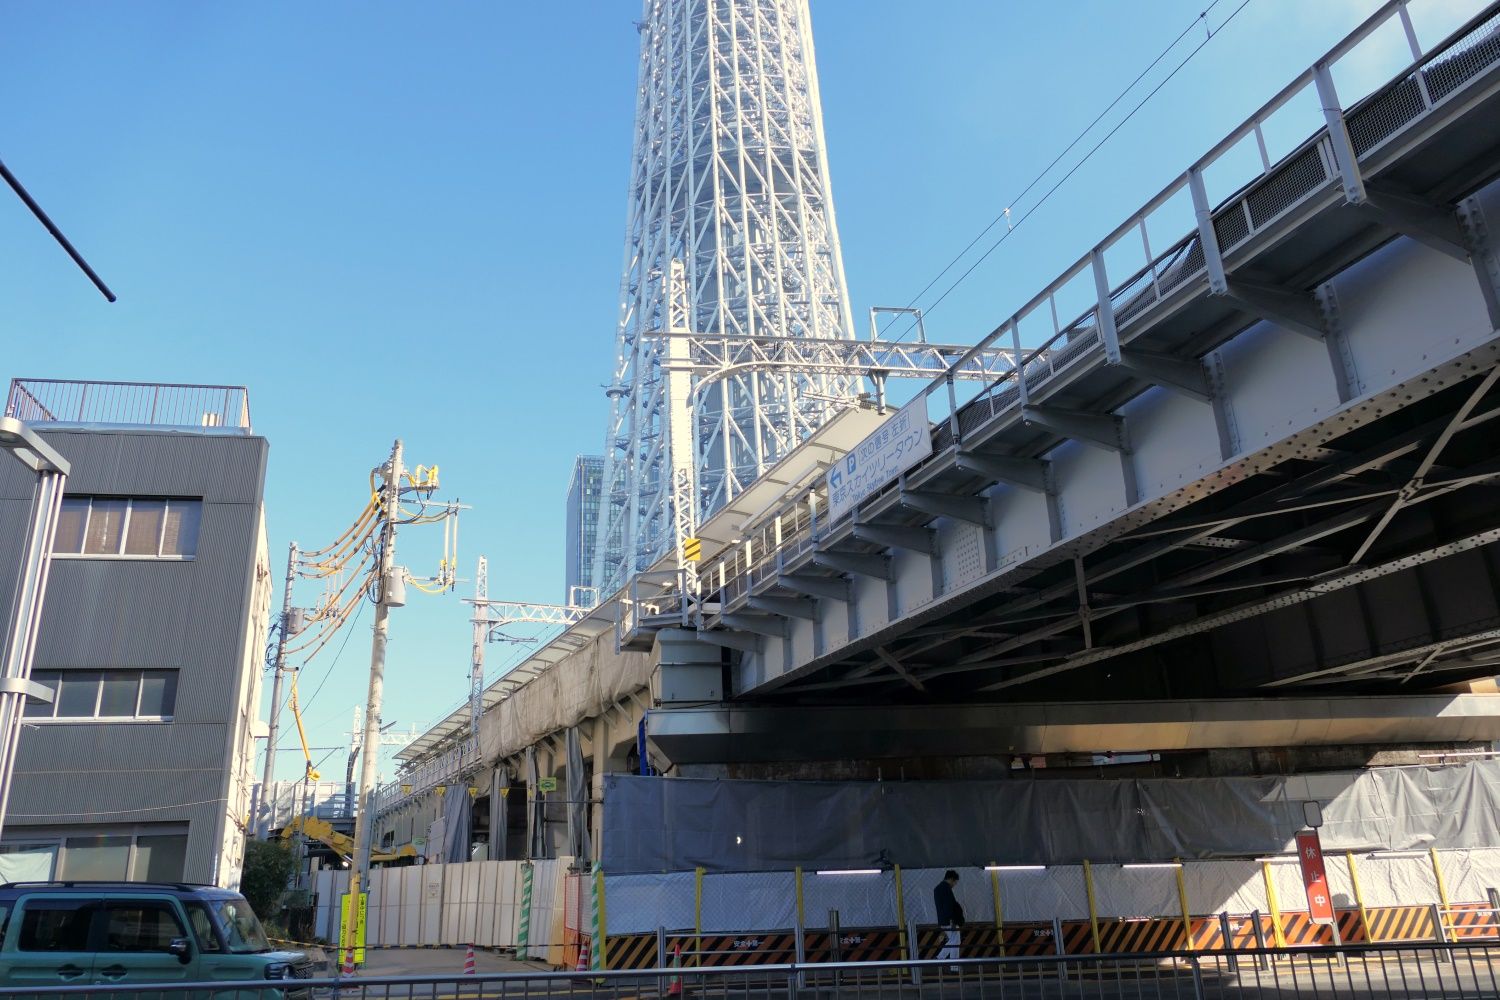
[933,869,964,970]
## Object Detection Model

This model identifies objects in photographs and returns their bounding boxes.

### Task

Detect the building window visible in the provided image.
[0,829,188,883]
[54,497,201,559]
[24,669,178,722]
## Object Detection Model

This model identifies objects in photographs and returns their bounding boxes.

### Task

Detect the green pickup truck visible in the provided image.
[0,881,311,996]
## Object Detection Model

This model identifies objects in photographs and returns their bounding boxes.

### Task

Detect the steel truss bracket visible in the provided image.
[1115,349,1213,402]
[1459,197,1500,329]
[900,489,988,526]
[873,647,928,692]
[853,523,936,555]
[956,451,1049,493]
[1222,279,1327,340]
[1358,183,1469,262]
[748,594,818,621]
[812,551,892,581]
[695,628,760,654]
[721,613,789,639]
[1021,405,1125,452]
[778,573,852,602]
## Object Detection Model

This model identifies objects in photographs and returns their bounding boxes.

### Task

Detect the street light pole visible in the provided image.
[0,417,70,843]
[258,540,299,837]
[348,440,402,946]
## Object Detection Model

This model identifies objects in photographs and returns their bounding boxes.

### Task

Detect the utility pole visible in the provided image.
[258,541,299,837]
[349,440,402,930]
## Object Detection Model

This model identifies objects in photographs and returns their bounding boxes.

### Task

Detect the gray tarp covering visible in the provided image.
[602,761,1500,873]
[489,769,508,862]
[566,726,592,863]
[526,747,546,858]
[441,782,471,864]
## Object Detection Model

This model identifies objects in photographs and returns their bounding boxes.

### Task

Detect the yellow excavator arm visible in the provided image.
[279,815,416,863]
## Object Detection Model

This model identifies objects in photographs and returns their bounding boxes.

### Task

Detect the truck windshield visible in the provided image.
[213,897,272,953]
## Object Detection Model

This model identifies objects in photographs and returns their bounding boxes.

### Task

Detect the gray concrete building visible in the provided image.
[0,379,270,887]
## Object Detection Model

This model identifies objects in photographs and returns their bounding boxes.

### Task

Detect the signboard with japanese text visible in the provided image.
[827,397,933,522]
[339,891,368,962]
[1295,829,1335,924]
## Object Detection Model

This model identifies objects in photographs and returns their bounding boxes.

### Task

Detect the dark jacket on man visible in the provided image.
[934,880,964,927]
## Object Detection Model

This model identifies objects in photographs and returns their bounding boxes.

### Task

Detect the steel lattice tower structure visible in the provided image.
[595,0,859,594]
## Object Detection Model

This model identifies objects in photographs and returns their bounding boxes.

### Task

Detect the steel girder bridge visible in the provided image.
[627,1,1500,756]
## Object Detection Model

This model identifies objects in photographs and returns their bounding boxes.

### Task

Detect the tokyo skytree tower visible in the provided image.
[594,0,859,594]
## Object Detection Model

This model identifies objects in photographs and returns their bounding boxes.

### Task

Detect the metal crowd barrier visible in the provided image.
[4,940,1500,1000]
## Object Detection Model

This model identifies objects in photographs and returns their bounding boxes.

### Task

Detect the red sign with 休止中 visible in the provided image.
[1295,829,1335,924]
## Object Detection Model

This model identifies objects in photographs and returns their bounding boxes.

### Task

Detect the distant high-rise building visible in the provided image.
[565,455,604,603]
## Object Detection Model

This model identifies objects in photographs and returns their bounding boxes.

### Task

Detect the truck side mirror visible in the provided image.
[169,937,193,964]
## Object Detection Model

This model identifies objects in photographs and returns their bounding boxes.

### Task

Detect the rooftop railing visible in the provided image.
[6,378,252,432]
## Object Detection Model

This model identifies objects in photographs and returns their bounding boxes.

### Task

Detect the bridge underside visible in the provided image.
[769,363,1500,703]
[648,693,1500,767]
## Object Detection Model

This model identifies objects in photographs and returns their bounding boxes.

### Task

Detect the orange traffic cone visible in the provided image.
[575,935,592,973]
[666,940,683,997]
[341,946,357,977]
[464,944,476,975]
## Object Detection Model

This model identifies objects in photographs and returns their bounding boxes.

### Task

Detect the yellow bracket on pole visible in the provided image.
[1082,860,1102,953]
[694,867,704,968]
[1346,851,1372,942]
[1175,859,1194,950]
[1430,847,1453,937]
[1262,861,1287,948]
[893,865,908,960]
[990,865,1005,956]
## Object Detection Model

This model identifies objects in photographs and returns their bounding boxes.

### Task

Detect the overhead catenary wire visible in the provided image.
[885,0,1256,344]
[875,0,1247,344]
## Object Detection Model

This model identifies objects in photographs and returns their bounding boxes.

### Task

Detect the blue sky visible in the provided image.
[2,0,1486,781]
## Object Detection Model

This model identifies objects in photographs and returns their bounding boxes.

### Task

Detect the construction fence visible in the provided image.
[596,848,1500,971]
[313,857,575,964]
[317,848,1500,970]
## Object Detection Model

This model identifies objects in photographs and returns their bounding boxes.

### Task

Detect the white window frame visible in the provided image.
[53,497,201,561]
[25,669,178,724]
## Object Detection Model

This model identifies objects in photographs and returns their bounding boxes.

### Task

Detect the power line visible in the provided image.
[11,797,227,819]
[876,0,1244,342]
[888,0,1255,343]
[273,600,368,751]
